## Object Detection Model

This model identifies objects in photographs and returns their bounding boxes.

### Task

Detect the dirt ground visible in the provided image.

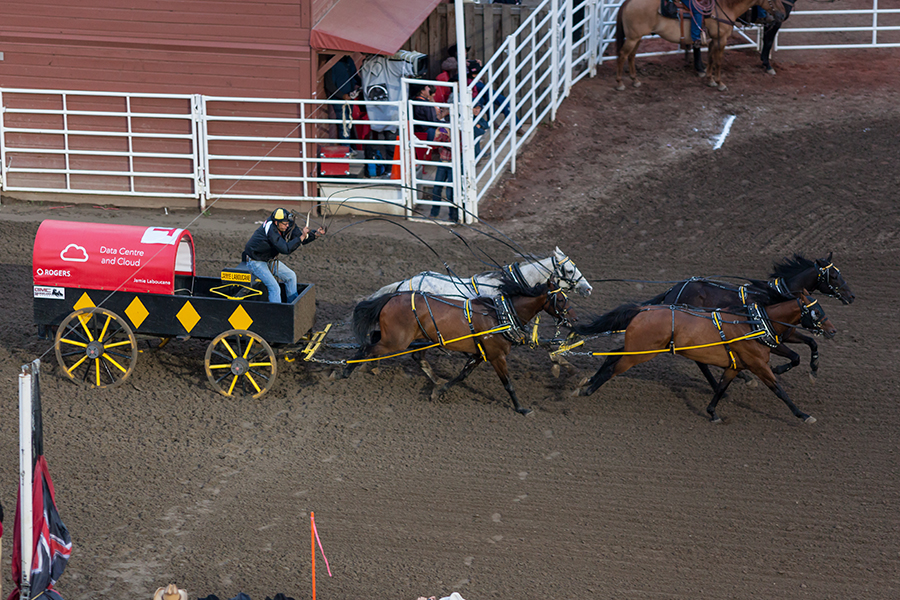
[1,46,899,600]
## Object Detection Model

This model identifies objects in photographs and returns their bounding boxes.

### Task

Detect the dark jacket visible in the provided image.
[242,210,316,262]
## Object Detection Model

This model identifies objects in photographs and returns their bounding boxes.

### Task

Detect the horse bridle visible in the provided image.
[797,297,828,333]
[817,262,847,300]
[546,286,573,328]
[552,255,586,291]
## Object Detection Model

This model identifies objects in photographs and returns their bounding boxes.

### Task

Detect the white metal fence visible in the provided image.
[0,0,897,220]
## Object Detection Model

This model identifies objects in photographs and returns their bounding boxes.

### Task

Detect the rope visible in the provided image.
[345,324,512,364]
[571,330,767,358]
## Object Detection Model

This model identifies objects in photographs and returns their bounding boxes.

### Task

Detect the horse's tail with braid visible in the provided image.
[352,294,396,349]
[572,303,642,336]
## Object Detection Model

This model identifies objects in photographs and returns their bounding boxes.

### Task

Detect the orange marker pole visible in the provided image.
[311,511,316,600]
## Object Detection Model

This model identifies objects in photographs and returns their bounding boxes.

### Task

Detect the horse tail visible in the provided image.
[572,302,642,335]
[352,293,395,348]
[615,0,628,53]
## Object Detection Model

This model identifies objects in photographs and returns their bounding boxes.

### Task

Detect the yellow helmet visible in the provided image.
[272,208,293,223]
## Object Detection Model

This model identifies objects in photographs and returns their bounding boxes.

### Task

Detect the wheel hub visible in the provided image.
[86,341,105,359]
[230,357,250,376]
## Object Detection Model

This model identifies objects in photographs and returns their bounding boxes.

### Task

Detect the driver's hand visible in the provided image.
[316,226,326,236]
[300,225,311,241]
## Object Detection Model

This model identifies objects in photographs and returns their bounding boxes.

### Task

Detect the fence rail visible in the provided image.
[1,0,897,219]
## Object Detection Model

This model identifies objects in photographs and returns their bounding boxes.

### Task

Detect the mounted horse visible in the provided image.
[344,276,575,416]
[615,0,787,91]
[364,247,592,300]
[572,293,835,423]
[643,253,852,388]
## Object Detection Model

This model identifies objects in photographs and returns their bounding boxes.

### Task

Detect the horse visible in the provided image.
[344,276,575,416]
[643,253,853,388]
[364,247,592,300]
[572,293,835,423]
[760,0,796,74]
[615,0,787,91]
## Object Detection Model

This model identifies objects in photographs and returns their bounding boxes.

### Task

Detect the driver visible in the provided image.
[242,208,325,303]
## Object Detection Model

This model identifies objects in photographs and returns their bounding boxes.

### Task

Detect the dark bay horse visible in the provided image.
[345,277,574,416]
[573,294,835,423]
[615,0,787,91]
[760,0,796,73]
[644,253,853,387]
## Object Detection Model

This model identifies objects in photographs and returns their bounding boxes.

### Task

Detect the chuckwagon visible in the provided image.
[33,219,327,398]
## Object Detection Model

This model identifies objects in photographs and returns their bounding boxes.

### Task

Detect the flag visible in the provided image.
[8,365,71,600]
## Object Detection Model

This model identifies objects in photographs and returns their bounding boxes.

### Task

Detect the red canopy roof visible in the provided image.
[311,0,443,55]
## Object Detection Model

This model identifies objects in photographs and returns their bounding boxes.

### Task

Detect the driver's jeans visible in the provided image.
[247,259,298,303]
[686,0,703,42]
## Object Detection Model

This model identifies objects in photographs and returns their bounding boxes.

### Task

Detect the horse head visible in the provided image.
[798,293,836,339]
[816,252,855,304]
[544,277,576,327]
[553,247,592,297]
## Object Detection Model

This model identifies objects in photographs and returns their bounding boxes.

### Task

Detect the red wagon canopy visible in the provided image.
[33,220,195,296]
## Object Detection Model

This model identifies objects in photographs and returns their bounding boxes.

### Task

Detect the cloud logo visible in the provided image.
[60,244,89,262]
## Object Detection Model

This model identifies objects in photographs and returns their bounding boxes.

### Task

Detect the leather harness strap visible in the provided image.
[712,310,738,369]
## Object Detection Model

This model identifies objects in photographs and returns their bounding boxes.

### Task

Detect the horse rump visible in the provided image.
[572,302,642,336]
[351,293,396,348]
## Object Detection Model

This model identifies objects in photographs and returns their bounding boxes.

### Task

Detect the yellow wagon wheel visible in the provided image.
[204,329,277,399]
[54,307,138,388]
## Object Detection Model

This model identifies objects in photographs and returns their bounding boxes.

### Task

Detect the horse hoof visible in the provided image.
[717,83,728,92]
[633,81,642,88]
[710,416,722,424]
[808,373,817,385]
[707,79,718,88]
[804,415,817,424]
[615,83,626,91]
[517,407,534,417]
[697,70,707,78]
[744,377,758,389]
[766,68,776,75]
[551,364,560,378]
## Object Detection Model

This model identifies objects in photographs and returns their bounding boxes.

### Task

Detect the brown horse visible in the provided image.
[345,276,574,416]
[615,0,787,91]
[573,294,835,423]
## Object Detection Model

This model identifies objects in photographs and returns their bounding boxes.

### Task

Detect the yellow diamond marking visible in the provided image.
[176,301,201,333]
[73,292,95,310]
[125,297,149,329]
[228,305,254,330]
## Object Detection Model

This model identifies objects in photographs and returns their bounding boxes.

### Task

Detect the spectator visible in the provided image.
[323,55,361,142]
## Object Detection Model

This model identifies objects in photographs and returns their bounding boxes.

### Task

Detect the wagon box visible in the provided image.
[33,219,195,295]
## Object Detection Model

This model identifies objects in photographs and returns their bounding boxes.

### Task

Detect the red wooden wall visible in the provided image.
[0,0,314,99]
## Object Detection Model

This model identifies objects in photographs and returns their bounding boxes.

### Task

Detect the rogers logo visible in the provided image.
[36,268,72,277]
[60,243,89,262]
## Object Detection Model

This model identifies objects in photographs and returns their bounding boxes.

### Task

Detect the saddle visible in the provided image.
[659,0,710,45]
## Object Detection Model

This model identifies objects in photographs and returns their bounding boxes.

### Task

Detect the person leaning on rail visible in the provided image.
[242,208,325,303]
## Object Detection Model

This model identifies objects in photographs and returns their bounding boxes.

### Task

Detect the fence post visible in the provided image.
[550,0,560,121]
[509,34,518,176]
[565,0,574,96]
[455,0,477,224]
[0,90,6,194]
[18,360,37,600]
[193,95,208,211]
[589,0,599,77]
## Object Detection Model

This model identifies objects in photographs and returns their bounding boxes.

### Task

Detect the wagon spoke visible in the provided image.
[243,372,262,394]
[66,355,88,374]
[226,373,239,396]
[219,339,238,359]
[104,339,134,349]
[98,315,112,342]
[59,338,88,348]
[102,353,128,373]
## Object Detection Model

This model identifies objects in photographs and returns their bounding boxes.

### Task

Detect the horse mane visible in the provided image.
[498,271,549,298]
[769,254,816,280]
